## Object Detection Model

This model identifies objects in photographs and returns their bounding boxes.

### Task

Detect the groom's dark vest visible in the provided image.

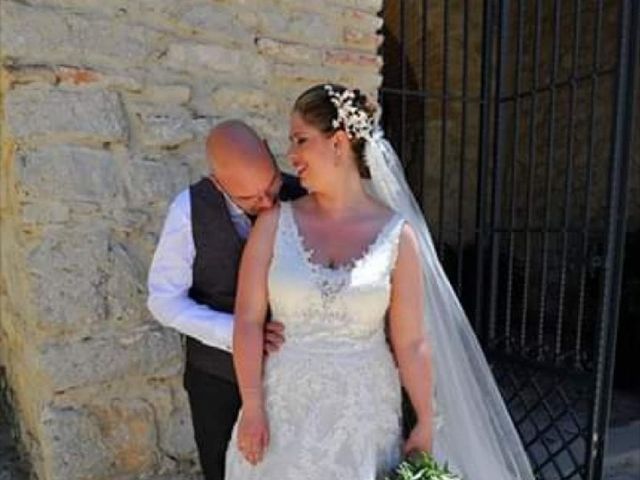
[186,175,305,383]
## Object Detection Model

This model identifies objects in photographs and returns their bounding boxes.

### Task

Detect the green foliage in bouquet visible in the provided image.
[384,452,462,480]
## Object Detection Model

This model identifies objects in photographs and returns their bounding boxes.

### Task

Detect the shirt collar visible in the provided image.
[220,189,247,218]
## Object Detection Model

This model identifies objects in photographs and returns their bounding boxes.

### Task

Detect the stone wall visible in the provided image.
[0,1,383,478]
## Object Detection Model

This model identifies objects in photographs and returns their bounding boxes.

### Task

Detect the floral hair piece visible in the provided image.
[324,84,375,142]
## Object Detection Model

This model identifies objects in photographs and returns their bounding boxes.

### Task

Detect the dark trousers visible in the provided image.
[184,363,241,480]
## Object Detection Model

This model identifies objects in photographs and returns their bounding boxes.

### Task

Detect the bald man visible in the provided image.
[147,121,305,480]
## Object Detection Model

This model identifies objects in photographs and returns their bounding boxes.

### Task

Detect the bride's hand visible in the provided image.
[403,420,433,456]
[237,406,270,466]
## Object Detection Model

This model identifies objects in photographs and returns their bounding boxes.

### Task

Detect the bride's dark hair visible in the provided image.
[293,83,375,179]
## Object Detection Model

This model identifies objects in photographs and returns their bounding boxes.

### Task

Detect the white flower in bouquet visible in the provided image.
[385,452,463,480]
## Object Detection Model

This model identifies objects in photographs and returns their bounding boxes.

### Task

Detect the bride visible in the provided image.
[224,84,535,480]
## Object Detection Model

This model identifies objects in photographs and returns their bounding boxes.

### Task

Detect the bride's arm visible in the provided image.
[388,223,434,454]
[233,205,279,465]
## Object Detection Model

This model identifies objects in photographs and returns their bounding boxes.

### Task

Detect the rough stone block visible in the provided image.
[139,85,192,105]
[286,12,339,43]
[126,158,191,206]
[163,42,268,79]
[175,4,251,40]
[40,406,112,479]
[27,228,110,331]
[5,87,127,143]
[41,399,158,479]
[106,241,149,326]
[250,11,339,47]
[37,328,182,392]
[210,86,279,115]
[163,43,242,74]
[0,1,162,68]
[90,399,158,473]
[158,399,197,460]
[130,104,195,148]
[10,0,127,10]
[21,202,70,224]
[17,146,118,202]
[333,0,383,11]
[273,63,341,85]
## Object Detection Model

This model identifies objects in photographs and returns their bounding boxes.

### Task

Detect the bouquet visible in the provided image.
[384,452,462,480]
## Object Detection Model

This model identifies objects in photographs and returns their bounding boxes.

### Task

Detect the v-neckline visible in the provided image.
[286,202,399,273]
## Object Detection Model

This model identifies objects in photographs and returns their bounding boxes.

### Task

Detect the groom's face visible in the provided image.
[211,145,283,215]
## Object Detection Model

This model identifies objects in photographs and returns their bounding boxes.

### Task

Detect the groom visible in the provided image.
[147,120,305,480]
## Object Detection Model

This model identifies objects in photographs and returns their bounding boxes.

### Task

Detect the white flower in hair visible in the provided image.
[324,85,375,141]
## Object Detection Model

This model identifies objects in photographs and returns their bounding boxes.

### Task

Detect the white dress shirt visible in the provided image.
[147,186,251,352]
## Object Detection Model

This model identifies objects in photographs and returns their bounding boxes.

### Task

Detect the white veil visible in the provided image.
[365,130,535,480]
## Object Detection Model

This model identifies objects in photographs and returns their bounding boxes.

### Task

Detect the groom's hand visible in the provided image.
[264,321,285,355]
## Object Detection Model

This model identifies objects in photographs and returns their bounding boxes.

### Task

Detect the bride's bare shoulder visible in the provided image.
[253,203,281,231]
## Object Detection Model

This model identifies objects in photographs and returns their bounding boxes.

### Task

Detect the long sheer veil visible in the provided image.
[365,130,535,480]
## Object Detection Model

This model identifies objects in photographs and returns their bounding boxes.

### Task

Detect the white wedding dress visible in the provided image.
[225,201,407,480]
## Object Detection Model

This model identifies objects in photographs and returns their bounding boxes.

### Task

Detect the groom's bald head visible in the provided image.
[206,120,281,214]
[206,120,272,174]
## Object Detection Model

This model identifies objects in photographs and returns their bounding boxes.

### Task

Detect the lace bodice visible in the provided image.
[268,202,405,347]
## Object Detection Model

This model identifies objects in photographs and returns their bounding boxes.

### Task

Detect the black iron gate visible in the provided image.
[380,1,639,479]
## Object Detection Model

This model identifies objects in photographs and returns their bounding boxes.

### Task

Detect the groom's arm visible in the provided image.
[147,190,234,352]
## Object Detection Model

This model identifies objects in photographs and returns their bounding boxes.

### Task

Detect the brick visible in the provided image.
[256,37,321,64]
[54,66,102,86]
[324,49,382,69]
[343,7,385,30]
[54,67,143,91]
[344,27,383,49]
[5,87,127,143]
